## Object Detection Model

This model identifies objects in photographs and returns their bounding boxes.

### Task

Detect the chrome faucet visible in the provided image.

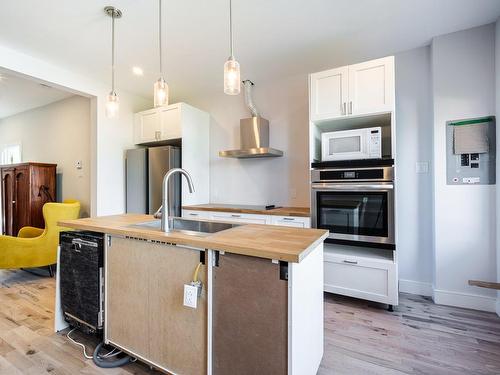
[154,168,195,233]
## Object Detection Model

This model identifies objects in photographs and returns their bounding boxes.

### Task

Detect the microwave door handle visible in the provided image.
[311,183,394,191]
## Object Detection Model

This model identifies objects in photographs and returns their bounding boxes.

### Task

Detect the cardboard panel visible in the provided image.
[212,252,288,375]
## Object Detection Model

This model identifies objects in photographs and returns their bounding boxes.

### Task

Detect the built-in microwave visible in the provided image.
[321,127,382,161]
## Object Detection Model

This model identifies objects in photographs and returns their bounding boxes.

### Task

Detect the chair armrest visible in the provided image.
[18,226,44,238]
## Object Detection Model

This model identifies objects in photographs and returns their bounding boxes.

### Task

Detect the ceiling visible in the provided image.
[1,0,500,101]
[0,70,73,119]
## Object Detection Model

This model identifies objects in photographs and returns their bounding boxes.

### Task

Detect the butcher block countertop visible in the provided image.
[59,214,328,263]
[182,204,310,217]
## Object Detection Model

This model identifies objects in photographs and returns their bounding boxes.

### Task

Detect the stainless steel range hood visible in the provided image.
[219,80,283,159]
[219,117,284,158]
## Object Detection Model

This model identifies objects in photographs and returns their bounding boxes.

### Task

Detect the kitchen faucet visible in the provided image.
[154,168,195,233]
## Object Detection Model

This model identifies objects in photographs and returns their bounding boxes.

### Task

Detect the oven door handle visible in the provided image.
[311,183,394,191]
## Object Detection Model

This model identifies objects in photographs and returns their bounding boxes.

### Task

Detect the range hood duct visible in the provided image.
[219,80,283,159]
[243,80,259,117]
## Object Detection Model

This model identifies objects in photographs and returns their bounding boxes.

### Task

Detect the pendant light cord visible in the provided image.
[111,11,115,93]
[159,0,163,76]
[229,0,234,58]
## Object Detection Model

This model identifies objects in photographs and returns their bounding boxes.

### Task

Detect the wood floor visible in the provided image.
[0,270,499,375]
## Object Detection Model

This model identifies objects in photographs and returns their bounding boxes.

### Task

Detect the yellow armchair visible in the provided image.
[0,200,80,269]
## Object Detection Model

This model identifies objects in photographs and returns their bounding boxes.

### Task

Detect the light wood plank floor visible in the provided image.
[1,270,499,374]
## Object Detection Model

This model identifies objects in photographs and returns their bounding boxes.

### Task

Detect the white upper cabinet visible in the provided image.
[159,105,181,140]
[309,56,394,122]
[309,67,348,121]
[134,103,182,144]
[348,57,394,116]
[134,108,160,144]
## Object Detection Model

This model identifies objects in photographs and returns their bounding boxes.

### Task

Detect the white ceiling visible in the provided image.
[0,0,500,101]
[0,70,73,119]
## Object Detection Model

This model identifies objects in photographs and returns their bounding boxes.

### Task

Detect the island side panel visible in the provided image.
[212,252,288,375]
[106,236,150,359]
[105,237,208,374]
[148,244,208,375]
[288,243,324,375]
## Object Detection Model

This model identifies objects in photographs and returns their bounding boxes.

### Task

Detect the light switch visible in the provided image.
[416,162,429,174]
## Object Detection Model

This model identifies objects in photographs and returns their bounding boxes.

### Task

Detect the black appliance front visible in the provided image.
[316,190,389,238]
[59,231,104,334]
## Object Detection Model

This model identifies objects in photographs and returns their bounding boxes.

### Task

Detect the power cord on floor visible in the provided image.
[66,328,93,359]
[66,327,136,367]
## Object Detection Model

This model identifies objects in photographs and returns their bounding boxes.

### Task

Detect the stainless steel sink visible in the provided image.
[129,218,239,236]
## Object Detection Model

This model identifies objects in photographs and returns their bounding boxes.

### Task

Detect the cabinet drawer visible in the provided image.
[182,210,210,220]
[209,212,270,225]
[324,252,397,304]
[270,216,311,228]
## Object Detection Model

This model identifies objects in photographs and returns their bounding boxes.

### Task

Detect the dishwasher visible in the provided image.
[59,231,105,334]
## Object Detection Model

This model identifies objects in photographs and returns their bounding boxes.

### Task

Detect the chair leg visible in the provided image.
[47,265,54,278]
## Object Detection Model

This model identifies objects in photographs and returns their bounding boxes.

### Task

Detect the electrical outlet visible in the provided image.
[183,284,198,309]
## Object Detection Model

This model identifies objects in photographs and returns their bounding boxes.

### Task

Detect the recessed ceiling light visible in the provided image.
[132,66,144,76]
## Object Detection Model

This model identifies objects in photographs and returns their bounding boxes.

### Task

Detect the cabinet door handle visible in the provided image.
[189,213,199,216]
[343,260,358,265]
[283,217,295,221]
[349,101,353,115]
[231,214,241,218]
[342,102,346,116]
[12,200,16,204]
[155,131,161,140]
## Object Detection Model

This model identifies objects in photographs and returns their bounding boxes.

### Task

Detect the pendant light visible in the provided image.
[224,0,240,95]
[104,6,122,118]
[154,0,168,107]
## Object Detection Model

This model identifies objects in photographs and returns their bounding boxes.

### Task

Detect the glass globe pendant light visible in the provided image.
[104,6,122,118]
[154,0,168,107]
[224,0,240,95]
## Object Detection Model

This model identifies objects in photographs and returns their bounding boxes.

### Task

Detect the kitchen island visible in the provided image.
[57,214,328,375]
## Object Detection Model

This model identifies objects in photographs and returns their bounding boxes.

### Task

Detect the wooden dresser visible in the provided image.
[1,163,57,236]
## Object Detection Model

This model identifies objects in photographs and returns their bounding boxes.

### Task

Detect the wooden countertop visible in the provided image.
[182,204,310,217]
[59,214,328,263]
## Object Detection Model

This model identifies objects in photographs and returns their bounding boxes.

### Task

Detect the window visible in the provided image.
[0,143,22,165]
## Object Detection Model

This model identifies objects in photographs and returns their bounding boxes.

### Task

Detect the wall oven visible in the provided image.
[311,166,395,249]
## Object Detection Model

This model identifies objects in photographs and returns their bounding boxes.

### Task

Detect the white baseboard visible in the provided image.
[433,289,497,312]
[399,279,433,297]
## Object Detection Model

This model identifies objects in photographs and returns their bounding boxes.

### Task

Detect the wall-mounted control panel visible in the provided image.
[446,116,496,185]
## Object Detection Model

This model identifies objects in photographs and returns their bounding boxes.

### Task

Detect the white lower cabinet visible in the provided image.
[182,209,210,220]
[208,212,271,225]
[324,245,398,305]
[270,216,311,228]
[182,209,310,228]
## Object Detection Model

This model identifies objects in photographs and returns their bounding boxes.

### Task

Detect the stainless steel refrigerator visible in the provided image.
[126,146,181,216]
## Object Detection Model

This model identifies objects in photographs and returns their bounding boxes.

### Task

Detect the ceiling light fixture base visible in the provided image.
[104,6,122,19]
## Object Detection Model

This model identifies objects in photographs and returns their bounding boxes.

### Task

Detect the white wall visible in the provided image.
[431,24,497,311]
[0,96,91,216]
[184,74,311,207]
[496,18,500,316]
[395,46,434,295]
[0,45,150,217]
